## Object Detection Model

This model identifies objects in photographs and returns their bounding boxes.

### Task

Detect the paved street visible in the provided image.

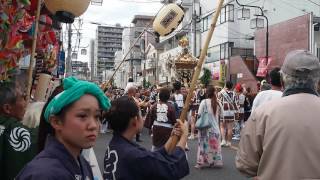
[94,129,248,180]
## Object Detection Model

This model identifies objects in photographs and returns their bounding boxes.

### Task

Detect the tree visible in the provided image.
[200,68,212,87]
[143,78,151,88]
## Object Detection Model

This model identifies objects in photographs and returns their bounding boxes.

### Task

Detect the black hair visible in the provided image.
[159,87,170,102]
[226,81,233,89]
[106,96,139,133]
[128,77,134,82]
[173,81,182,91]
[0,81,17,106]
[269,67,281,87]
[37,85,67,153]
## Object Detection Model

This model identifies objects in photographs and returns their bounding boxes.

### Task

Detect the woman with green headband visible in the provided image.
[16,77,111,180]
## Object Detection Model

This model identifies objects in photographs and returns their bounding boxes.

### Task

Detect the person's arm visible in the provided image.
[197,100,205,117]
[144,105,156,129]
[164,119,188,153]
[168,104,177,126]
[218,102,224,120]
[133,143,189,179]
[235,111,263,177]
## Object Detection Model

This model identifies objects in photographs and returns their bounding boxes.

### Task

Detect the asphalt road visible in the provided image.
[93,129,248,180]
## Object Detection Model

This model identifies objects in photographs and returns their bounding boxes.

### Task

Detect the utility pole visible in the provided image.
[192,0,197,56]
[130,53,134,79]
[66,23,72,77]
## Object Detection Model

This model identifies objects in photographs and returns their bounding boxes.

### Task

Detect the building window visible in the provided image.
[207,41,234,62]
[220,7,226,24]
[207,45,220,62]
[202,16,208,32]
[227,4,234,21]
[219,4,234,24]
[220,43,225,59]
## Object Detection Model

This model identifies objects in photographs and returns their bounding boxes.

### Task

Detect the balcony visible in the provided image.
[97,38,122,43]
[98,28,123,34]
[98,54,114,59]
[145,59,155,69]
[98,43,122,48]
[98,33,122,39]
[128,51,143,59]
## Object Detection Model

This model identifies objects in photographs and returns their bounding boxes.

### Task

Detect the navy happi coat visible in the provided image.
[103,134,189,180]
[16,136,94,180]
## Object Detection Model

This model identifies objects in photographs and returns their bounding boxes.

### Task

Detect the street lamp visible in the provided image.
[250,17,265,29]
[235,0,269,60]
[237,7,250,20]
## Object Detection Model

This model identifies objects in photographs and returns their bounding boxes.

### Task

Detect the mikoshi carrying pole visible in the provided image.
[104,27,150,89]
[26,0,42,102]
[167,0,225,152]
[105,3,184,90]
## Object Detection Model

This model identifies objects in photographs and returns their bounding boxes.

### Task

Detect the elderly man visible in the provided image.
[0,80,38,180]
[236,50,320,180]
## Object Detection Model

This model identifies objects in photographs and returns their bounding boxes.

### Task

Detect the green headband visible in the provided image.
[44,77,111,122]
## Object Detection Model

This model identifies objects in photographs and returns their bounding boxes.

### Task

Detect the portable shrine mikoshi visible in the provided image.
[173,37,198,87]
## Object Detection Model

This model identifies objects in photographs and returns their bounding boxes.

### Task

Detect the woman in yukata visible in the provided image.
[195,85,223,169]
[104,96,190,180]
[16,77,111,180]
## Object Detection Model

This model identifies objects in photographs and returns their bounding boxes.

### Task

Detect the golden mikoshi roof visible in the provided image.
[174,50,198,69]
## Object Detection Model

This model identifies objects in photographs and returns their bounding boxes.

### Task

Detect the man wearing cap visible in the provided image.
[236,50,320,180]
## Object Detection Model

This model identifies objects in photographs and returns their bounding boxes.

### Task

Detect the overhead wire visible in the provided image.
[117,0,161,3]
[305,0,320,7]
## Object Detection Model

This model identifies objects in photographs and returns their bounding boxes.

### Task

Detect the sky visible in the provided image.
[73,0,163,62]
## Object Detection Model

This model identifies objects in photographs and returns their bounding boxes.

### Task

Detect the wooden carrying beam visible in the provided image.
[26,0,42,102]
[168,0,225,152]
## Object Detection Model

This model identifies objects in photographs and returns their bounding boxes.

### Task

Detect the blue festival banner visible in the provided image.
[58,51,65,75]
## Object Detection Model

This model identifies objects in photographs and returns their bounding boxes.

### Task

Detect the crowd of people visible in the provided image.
[1,49,320,180]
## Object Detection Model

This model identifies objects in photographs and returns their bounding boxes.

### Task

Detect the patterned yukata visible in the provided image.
[196,99,223,167]
[233,93,246,139]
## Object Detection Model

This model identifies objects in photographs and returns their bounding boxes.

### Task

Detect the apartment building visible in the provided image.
[96,24,123,82]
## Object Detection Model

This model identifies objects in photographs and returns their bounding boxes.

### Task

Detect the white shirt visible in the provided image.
[251,90,283,111]
[237,93,246,113]
[174,94,184,108]
[124,82,135,93]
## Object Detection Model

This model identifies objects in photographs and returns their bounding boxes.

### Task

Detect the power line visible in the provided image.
[117,0,161,3]
[305,0,320,7]
[277,0,309,14]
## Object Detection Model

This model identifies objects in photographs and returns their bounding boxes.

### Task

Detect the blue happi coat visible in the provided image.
[104,134,189,180]
[16,136,94,180]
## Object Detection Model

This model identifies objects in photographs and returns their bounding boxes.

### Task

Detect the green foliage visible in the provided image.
[143,78,151,88]
[200,68,212,87]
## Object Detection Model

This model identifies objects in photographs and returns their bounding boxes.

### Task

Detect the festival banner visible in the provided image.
[58,51,65,75]
[256,57,272,77]
[219,60,226,82]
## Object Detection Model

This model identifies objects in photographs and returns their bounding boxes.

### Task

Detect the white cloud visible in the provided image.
[73,0,162,62]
